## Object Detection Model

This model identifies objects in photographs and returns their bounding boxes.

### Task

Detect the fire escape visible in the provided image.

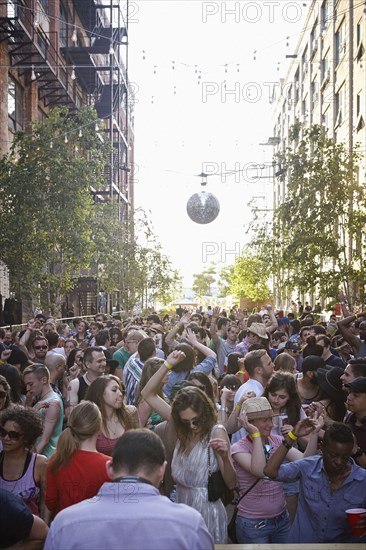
[0,0,132,212]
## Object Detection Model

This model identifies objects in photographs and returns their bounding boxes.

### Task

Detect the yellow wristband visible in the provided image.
[165,362,173,370]
[0,359,6,365]
[251,432,261,438]
[288,431,298,441]
[237,370,245,375]
[235,404,241,411]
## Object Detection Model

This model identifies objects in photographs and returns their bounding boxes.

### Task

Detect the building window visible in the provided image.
[335,23,345,66]
[335,84,345,127]
[302,47,308,77]
[321,0,329,29]
[60,3,68,48]
[38,0,49,14]
[8,76,23,132]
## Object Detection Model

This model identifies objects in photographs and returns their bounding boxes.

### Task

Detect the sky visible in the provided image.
[128,1,310,290]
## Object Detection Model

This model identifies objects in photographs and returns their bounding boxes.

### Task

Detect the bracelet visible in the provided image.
[251,431,261,438]
[287,431,298,441]
[237,370,245,375]
[282,439,292,450]
[235,404,241,411]
[165,363,173,370]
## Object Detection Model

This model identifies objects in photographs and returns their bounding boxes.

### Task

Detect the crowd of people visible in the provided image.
[0,303,366,548]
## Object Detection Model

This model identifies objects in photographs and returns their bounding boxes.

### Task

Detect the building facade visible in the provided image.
[271,0,366,307]
[0,0,134,318]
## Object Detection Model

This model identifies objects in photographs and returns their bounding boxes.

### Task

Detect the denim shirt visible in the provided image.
[276,455,366,543]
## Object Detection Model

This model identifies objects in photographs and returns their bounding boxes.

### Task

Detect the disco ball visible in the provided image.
[186,191,220,224]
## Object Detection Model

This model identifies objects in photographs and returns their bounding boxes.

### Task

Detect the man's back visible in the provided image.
[44,481,213,550]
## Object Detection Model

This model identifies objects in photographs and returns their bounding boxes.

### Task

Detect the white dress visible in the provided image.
[172,424,228,544]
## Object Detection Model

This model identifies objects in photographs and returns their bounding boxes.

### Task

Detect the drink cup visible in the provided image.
[346,508,366,537]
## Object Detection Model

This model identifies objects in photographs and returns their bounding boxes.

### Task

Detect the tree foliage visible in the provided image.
[228,247,272,302]
[270,124,364,307]
[192,266,216,297]
[0,106,111,314]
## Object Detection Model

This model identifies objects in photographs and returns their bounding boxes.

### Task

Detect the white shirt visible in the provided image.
[231,378,265,443]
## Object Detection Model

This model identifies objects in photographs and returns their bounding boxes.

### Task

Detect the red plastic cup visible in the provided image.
[346,508,366,537]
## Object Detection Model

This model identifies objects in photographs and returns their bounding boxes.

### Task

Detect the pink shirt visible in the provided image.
[231,434,286,519]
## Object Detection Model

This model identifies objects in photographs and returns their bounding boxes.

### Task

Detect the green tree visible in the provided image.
[192,266,216,297]
[272,124,365,308]
[228,248,272,302]
[0,106,111,315]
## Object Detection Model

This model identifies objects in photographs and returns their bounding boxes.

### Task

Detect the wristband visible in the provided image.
[282,439,292,450]
[235,404,241,411]
[165,363,173,370]
[251,432,261,438]
[237,370,245,375]
[287,431,298,441]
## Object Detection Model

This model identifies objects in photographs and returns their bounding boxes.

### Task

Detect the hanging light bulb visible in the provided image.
[31,65,36,81]
[71,66,76,80]
[253,51,257,61]
[50,141,53,149]
[75,144,79,153]
[153,66,157,74]
[286,36,290,47]
[172,61,175,70]
[109,43,114,55]
[142,50,146,60]
[79,128,83,138]
[34,11,39,28]
[71,27,77,42]
[64,134,68,144]
[95,121,99,131]
[277,62,280,71]
[225,64,228,74]
[236,64,240,73]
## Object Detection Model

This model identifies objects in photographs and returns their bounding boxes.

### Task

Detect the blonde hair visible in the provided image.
[274,353,296,373]
[50,401,101,473]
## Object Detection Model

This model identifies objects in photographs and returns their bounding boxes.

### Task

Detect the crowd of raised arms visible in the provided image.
[0,302,366,549]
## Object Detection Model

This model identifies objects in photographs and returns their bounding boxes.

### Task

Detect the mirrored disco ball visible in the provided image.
[186,191,220,224]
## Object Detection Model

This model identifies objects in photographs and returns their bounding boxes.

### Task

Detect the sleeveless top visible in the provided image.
[96,432,118,457]
[77,375,89,403]
[0,451,40,514]
[35,392,64,458]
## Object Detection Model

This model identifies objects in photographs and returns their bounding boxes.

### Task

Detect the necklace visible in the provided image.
[107,416,120,437]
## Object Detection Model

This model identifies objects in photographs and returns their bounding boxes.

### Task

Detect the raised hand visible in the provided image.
[166,349,186,366]
[292,418,317,438]
[238,410,260,435]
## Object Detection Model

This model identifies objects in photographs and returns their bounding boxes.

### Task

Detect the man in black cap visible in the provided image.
[344,377,366,468]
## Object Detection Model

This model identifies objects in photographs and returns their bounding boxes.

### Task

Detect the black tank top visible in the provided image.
[77,375,89,402]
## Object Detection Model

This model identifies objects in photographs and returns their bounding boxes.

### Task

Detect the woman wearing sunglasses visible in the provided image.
[141,350,236,544]
[0,405,48,521]
[85,374,139,455]
[231,396,322,544]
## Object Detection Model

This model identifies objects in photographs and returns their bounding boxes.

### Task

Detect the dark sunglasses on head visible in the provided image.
[34,345,48,350]
[0,391,8,398]
[0,427,24,440]
[180,418,200,427]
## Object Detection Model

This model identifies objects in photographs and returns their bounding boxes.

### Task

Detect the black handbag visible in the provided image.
[207,446,228,502]
[227,479,260,543]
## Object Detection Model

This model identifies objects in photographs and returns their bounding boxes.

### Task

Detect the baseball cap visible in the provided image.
[344,376,366,393]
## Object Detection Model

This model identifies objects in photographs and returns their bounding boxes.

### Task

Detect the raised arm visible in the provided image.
[164,313,191,348]
[265,305,278,334]
[209,426,236,490]
[185,328,217,359]
[209,307,221,344]
[141,350,186,421]
[337,313,363,355]
[231,412,268,478]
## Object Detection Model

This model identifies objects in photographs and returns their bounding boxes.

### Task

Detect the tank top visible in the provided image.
[96,432,118,456]
[77,375,89,402]
[0,451,40,514]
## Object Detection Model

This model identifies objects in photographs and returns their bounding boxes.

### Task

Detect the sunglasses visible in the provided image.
[224,385,240,391]
[0,391,8,398]
[180,418,200,427]
[34,345,48,350]
[0,427,24,440]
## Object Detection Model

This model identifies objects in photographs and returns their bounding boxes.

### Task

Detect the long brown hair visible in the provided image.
[263,372,302,426]
[50,401,101,473]
[135,357,165,405]
[85,375,134,436]
[171,387,217,452]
